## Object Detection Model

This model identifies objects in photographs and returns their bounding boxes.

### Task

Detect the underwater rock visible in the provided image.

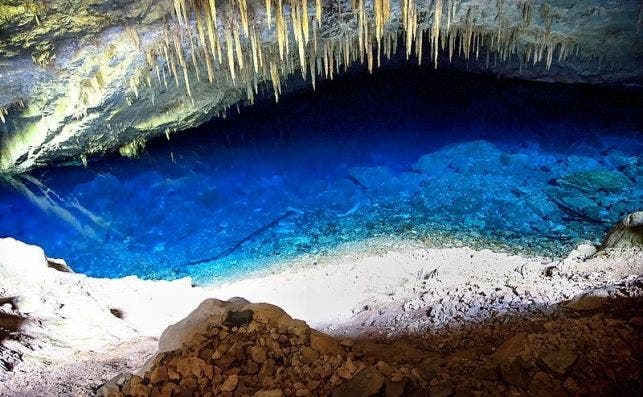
[412,141,568,236]
[564,155,601,171]
[557,170,632,194]
[348,166,394,190]
[413,141,506,176]
[544,169,637,225]
[348,166,423,201]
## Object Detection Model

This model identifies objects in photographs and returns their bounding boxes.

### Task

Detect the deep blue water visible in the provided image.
[1,68,641,283]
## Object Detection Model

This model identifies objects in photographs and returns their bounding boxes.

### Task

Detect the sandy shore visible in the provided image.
[0,236,641,396]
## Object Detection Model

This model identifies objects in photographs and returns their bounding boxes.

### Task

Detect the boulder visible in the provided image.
[157,298,236,352]
[413,141,505,176]
[558,170,631,193]
[539,348,578,374]
[565,243,597,262]
[544,170,638,225]
[492,333,528,362]
[601,211,643,250]
[332,366,385,397]
[310,329,344,356]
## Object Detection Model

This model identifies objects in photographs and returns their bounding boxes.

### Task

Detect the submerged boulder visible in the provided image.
[413,141,506,176]
[557,170,632,194]
[545,169,638,225]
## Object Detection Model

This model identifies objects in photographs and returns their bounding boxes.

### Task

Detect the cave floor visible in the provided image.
[0,236,641,396]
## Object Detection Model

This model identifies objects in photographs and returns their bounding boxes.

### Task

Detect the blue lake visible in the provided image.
[1,68,641,283]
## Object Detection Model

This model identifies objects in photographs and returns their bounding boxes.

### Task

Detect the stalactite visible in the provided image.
[269,61,281,101]
[431,0,443,67]
[233,25,245,69]
[276,0,286,60]
[188,28,201,81]
[302,0,310,44]
[225,28,236,82]
[250,26,260,74]
[291,2,307,76]
[315,0,322,27]
[118,0,578,119]
[238,0,250,36]
[195,7,212,82]
[207,0,218,29]
[164,40,180,87]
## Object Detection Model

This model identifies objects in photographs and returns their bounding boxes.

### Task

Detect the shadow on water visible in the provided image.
[0,66,641,282]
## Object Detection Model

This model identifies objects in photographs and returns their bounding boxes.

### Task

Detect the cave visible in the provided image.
[0,1,641,396]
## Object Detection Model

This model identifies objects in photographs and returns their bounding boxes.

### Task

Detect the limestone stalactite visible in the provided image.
[130,0,580,109]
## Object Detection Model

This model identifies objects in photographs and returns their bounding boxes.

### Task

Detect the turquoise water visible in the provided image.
[0,68,641,283]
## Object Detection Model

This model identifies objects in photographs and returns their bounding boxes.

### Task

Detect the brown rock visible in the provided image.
[289,319,309,336]
[332,366,385,397]
[149,367,169,384]
[223,309,254,327]
[566,295,606,311]
[539,348,578,374]
[254,391,284,397]
[471,362,498,380]
[384,378,407,397]
[176,356,207,378]
[375,361,394,377]
[161,383,183,397]
[310,330,344,356]
[499,358,531,388]
[528,371,554,397]
[337,366,353,380]
[306,380,321,391]
[250,303,289,324]
[221,374,238,392]
[249,345,268,363]
[492,333,527,361]
[300,346,320,364]
[96,384,123,397]
[258,359,276,382]
[128,382,151,397]
[429,382,454,397]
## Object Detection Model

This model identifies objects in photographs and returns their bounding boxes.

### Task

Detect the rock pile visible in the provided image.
[99,286,643,397]
[97,299,413,397]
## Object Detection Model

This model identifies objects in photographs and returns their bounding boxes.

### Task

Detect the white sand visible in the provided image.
[209,243,545,326]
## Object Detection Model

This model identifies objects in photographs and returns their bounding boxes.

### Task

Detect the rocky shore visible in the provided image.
[0,214,641,396]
